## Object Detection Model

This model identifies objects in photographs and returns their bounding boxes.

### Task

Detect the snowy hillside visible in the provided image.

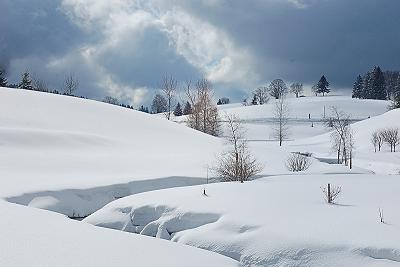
[85,174,400,266]
[1,87,399,266]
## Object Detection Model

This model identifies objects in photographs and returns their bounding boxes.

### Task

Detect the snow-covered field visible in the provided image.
[1,87,399,266]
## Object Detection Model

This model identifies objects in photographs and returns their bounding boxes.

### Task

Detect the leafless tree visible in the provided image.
[378,208,384,223]
[103,96,119,105]
[371,130,384,152]
[381,128,400,152]
[290,82,303,98]
[161,75,177,120]
[312,84,318,96]
[214,114,262,182]
[63,73,79,95]
[268,79,288,99]
[185,78,220,136]
[253,86,270,104]
[321,183,342,204]
[325,107,352,165]
[32,76,48,92]
[286,153,312,172]
[151,93,167,114]
[272,96,290,146]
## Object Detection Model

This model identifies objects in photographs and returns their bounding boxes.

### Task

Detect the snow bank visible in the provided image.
[85,175,400,266]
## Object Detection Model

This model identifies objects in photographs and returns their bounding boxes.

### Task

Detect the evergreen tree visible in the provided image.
[138,105,149,113]
[173,102,183,116]
[352,75,363,98]
[316,75,330,96]
[371,66,386,100]
[183,101,192,115]
[362,71,373,99]
[18,71,33,90]
[251,94,258,105]
[0,69,7,87]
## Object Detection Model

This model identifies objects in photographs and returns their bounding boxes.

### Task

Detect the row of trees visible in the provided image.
[249,75,330,106]
[352,66,387,100]
[371,128,399,152]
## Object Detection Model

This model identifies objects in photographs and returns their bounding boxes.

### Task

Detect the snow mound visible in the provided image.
[85,175,400,266]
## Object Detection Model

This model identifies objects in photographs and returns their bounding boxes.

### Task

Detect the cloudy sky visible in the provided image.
[1,0,400,105]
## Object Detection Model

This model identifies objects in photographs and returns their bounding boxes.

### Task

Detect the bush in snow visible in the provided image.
[321,183,341,204]
[286,153,312,172]
[214,114,262,182]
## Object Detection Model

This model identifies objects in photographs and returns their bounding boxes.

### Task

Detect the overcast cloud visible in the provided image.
[1,0,400,105]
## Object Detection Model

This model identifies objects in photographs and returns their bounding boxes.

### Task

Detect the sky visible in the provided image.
[1,0,400,106]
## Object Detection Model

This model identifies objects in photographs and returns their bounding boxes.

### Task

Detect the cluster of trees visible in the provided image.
[217,97,230,105]
[352,66,400,109]
[371,128,399,152]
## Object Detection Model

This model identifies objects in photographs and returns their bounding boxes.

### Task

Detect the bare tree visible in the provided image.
[103,96,119,105]
[312,84,318,96]
[325,107,352,165]
[63,73,79,95]
[186,78,220,136]
[272,96,290,146]
[321,183,342,204]
[268,79,288,99]
[32,76,48,92]
[290,82,303,98]
[286,153,312,172]
[378,208,384,223]
[371,130,384,152]
[151,93,168,114]
[161,75,177,120]
[214,114,262,182]
[381,128,400,152]
[253,86,270,104]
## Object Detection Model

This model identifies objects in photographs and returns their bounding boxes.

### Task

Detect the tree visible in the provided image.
[316,75,330,96]
[173,102,183,116]
[389,92,400,110]
[214,114,262,182]
[63,73,79,95]
[268,79,288,99]
[185,79,220,136]
[325,107,352,165]
[290,82,303,98]
[0,68,7,87]
[103,96,119,105]
[18,71,33,90]
[312,84,318,96]
[151,93,167,114]
[371,66,386,100]
[253,86,270,104]
[371,130,384,152]
[161,75,177,120]
[183,101,192,115]
[32,75,48,92]
[272,96,289,146]
[138,105,149,113]
[217,97,230,105]
[381,128,400,152]
[321,183,342,204]
[352,75,363,99]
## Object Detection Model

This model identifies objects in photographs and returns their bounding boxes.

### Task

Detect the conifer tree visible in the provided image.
[0,69,7,87]
[316,75,330,96]
[173,102,183,116]
[18,71,33,90]
[183,101,192,115]
[371,66,386,100]
[352,75,363,98]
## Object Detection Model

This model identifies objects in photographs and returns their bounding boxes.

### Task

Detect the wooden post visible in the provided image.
[328,183,331,203]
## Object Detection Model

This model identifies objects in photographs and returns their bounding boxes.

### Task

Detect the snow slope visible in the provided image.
[0,87,238,266]
[85,175,400,266]
[0,87,222,216]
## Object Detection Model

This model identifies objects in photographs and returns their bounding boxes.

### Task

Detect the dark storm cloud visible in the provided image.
[2,0,400,105]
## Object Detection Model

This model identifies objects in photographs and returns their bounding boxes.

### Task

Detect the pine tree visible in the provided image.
[183,101,192,115]
[362,71,373,99]
[173,102,183,116]
[352,75,363,98]
[0,69,7,87]
[18,71,33,90]
[371,66,386,100]
[316,75,330,96]
[251,94,258,105]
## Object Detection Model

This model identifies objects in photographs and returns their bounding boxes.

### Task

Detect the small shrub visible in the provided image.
[286,153,312,172]
[321,183,341,204]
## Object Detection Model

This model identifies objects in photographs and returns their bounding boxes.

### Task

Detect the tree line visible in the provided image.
[352,66,400,109]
